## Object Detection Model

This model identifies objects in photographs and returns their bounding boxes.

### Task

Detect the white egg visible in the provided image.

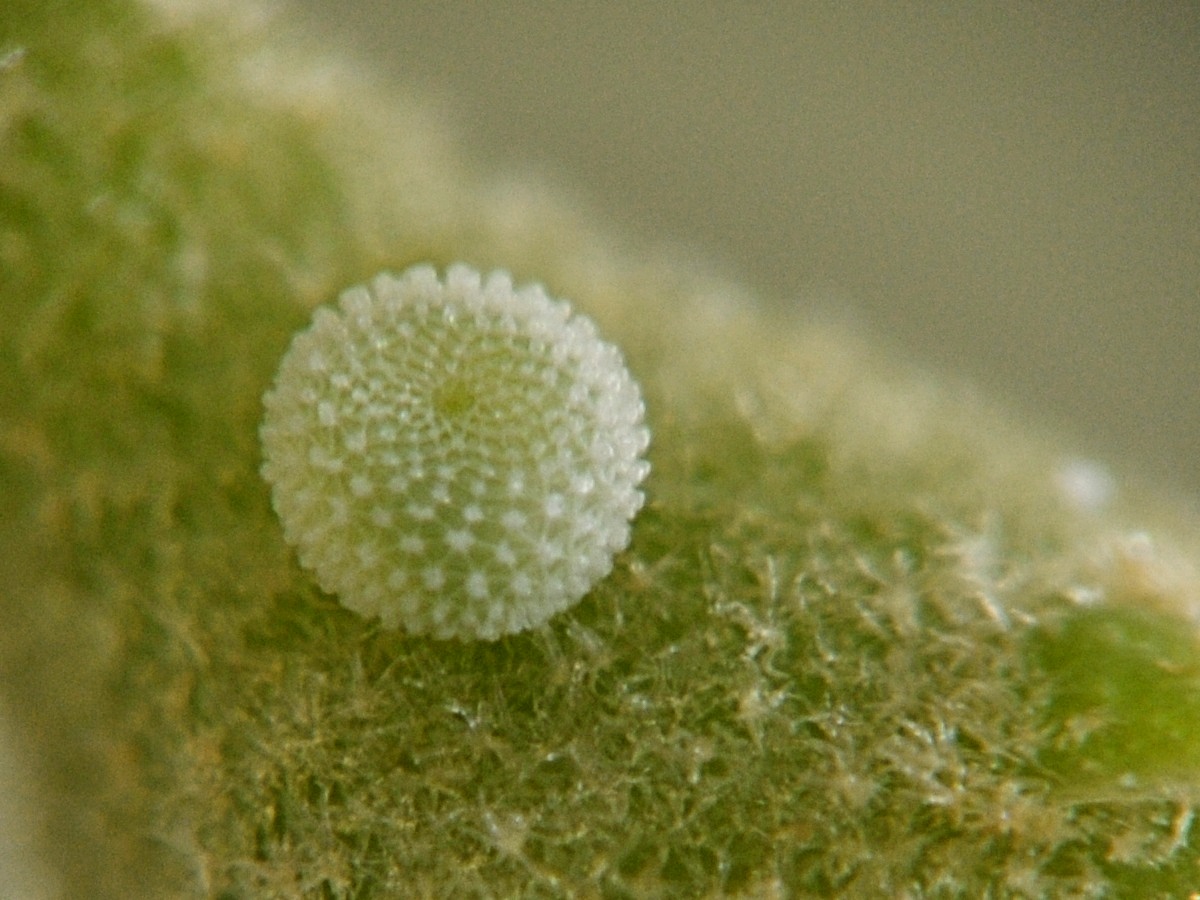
[260,263,650,640]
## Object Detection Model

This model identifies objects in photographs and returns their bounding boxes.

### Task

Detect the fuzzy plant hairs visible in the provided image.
[2,0,1200,897]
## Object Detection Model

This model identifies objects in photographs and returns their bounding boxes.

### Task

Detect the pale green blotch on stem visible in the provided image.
[260,264,650,640]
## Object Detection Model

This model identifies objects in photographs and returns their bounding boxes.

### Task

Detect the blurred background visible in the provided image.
[292,1,1199,496]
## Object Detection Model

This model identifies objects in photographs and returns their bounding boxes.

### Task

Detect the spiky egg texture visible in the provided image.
[260,264,650,640]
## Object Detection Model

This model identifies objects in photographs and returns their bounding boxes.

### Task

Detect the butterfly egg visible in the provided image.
[260,263,651,640]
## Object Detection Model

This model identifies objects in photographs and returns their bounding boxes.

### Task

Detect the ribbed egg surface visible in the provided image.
[260,264,650,640]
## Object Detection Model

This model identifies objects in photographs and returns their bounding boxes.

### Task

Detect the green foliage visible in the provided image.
[2,1,1200,897]
[1031,605,1200,779]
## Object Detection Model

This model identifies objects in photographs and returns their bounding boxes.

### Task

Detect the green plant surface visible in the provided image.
[2,1,1200,897]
